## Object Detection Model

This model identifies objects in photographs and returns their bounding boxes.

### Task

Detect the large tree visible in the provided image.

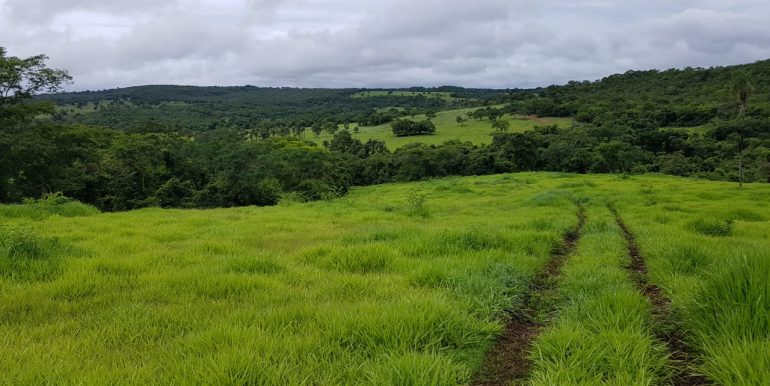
[0,47,72,125]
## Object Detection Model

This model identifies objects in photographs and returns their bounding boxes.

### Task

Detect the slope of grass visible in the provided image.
[1,173,768,384]
[312,107,573,149]
[0,174,578,385]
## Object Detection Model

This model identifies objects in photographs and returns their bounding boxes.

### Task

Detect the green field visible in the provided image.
[1,173,768,384]
[313,107,573,149]
[351,91,462,102]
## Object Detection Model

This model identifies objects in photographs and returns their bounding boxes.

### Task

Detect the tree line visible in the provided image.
[2,47,769,211]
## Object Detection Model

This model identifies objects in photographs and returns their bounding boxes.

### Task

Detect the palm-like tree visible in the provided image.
[729,71,755,188]
[730,71,754,117]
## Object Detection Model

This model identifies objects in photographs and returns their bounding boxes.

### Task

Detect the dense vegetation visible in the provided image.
[2,47,769,211]
[391,119,437,137]
[37,85,501,134]
[2,173,768,384]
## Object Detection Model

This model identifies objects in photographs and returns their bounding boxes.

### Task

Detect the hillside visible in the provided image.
[38,86,509,132]
[6,55,770,213]
[511,59,770,128]
[2,173,768,384]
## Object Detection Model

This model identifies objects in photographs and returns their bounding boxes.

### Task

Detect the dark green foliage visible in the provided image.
[38,85,493,133]
[391,119,437,137]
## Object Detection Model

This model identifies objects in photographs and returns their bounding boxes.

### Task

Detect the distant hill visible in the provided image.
[38,86,509,132]
[39,59,770,134]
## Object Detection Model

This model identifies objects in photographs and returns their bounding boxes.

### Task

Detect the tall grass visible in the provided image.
[529,203,669,385]
[609,176,770,384]
[1,173,767,384]
[0,173,575,384]
[0,192,99,220]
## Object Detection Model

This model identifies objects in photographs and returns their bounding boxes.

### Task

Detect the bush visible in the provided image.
[405,189,428,217]
[1,192,99,219]
[391,119,436,137]
[687,217,734,236]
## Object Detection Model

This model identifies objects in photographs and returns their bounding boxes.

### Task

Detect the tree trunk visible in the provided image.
[739,151,744,189]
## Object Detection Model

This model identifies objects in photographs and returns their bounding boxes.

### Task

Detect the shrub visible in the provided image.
[1,192,99,219]
[687,217,734,236]
[405,189,428,217]
[391,119,436,137]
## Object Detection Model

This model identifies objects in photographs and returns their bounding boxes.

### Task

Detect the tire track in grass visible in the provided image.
[472,204,585,386]
[609,206,710,386]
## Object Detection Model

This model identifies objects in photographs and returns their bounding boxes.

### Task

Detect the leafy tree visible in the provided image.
[311,122,323,137]
[455,115,466,126]
[487,108,502,121]
[492,120,510,133]
[323,121,338,135]
[391,119,436,137]
[0,46,71,125]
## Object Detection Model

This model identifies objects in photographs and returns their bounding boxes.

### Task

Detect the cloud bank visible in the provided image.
[2,0,769,90]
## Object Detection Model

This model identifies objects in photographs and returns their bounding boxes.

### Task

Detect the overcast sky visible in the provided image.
[2,0,769,90]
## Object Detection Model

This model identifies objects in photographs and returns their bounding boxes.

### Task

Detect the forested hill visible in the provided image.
[6,53,769,211]
[510,59,770,127]
[38,60,770,134]
[37,86,507,132]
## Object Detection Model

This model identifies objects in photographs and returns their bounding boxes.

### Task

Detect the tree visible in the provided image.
[455,115,466,126]
[729,71,755,187]
[730,71,754,117]
[0,47,72,125]
[469,109,485,121]
[487,108,502,121]
[311,122,323,137]
[323,121,338,135]
[492,120,510,133]
[391,119,436,137]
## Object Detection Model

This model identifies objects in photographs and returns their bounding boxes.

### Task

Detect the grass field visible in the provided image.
[1,173,768,384]
[312,107,573,149]
[351,91,463,102]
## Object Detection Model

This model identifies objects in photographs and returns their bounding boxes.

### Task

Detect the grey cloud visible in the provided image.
[1,0,769,90]
[3,0,169,22]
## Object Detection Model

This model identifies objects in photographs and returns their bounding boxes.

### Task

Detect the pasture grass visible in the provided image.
[312,107,573,149]
[529,201,669,385]
[596,175,770,385]
[0,173,576,384]
[1,173,768,384]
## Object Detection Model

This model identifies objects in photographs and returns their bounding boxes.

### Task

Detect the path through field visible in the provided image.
[611,207,710,386]
[472,204,586,386]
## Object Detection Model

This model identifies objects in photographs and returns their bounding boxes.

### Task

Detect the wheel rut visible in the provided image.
[472,205,585,386]
[609,206,710,386]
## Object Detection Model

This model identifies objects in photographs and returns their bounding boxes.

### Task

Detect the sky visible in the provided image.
[2,0,770,90]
